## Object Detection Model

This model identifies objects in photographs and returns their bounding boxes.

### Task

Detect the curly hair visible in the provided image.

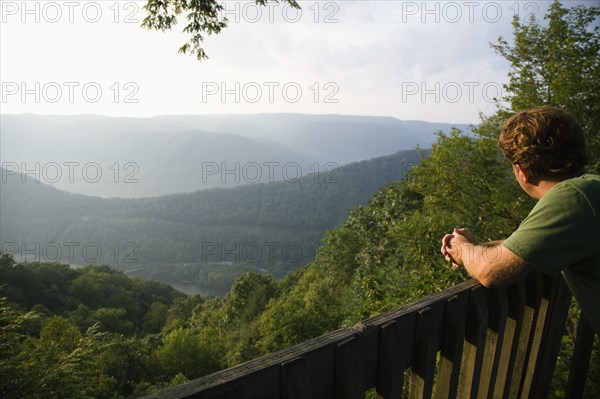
[498,106,588,180]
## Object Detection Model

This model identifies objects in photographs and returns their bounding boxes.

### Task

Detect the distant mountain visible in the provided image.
[1,115,311,197]
[1,114,465,197]
[1,149,424,295]
[151,114,465,163]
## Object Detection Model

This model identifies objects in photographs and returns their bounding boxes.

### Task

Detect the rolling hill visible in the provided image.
[1,149,424,295]
[1,114,464,197]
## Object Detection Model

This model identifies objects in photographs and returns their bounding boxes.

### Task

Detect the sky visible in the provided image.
[0,0,596,124]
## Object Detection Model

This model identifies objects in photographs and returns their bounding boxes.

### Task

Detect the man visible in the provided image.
[441,106,600,334]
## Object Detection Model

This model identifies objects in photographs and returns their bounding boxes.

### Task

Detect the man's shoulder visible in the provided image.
[552,174,600,197]
[553,173,600,215]
[573,173,600,183]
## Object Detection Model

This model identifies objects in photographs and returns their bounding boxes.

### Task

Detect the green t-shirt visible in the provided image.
[503,173,600,334]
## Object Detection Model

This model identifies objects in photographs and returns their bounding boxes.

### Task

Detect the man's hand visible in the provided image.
[441,232,458,267]
[441,228,479,269]
[440,228,531,287]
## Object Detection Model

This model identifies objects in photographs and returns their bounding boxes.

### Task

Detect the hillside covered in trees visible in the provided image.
[1,2,599,398]
[1,149,423,295]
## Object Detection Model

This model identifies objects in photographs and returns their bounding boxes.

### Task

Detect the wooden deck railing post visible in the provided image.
[565,314,596,399]
[375,313,416,399]
[529,275,572,398]
[456,286,489,399]
[518,272,545,396]
[335,336,366,399]
[435,291,469,399]
[493,280,526,398]
[281,357,313,399]
[409,302,444,399]
[478,287,508,399]
[507,276,539,398]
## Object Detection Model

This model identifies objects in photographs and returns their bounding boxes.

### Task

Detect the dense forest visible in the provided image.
[1,2,599,398]
[1,149,423,295]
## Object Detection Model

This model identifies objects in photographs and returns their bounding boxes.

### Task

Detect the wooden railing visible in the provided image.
[144,271,596,399]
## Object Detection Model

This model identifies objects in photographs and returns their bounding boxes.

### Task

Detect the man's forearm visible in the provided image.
[459,242,500,286]
[459,241,529,287]
[481,240,503,247]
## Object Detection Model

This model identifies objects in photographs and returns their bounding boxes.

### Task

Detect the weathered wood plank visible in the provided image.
[565,314,596,399]
[477,287,508,399]
[281,357,313,399]
[529,276,572,398]
[435,292,469,399]
[409,302,444,399]
[375,313,416,399]
[355,322,382,390]
[510,278,538,397]
[507,277,536,399]
[456,286,489,399]
[293,334,339,398]
[518,272,545,397]
[335,336,365,399]
[493,281,526,399]
[142,327,355,399]
[334,322,380,399]
[364,280,481,327]
[208,384,244,399]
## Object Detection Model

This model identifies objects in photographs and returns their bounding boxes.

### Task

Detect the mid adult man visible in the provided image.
[441,106,599,334]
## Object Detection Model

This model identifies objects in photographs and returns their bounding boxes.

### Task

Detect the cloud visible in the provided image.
[2,1,593,123]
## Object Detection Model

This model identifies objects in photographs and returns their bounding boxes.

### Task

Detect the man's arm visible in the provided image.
[441,229,532,287]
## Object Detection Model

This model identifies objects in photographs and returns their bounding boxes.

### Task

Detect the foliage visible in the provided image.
[0,302,114,399]
[142,0,299,60]
[0,262,183,335]
[1,150,422,294]
[155,326,221,381]
[492,1,600,170]
[392,117,534,279]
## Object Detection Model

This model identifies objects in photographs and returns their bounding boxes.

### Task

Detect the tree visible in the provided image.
[0,252,16,271]
[142,302,169,334]
[0,298,40,399]
[142,0,300,60]
[492,1,600,170]
[223,271,277,324]
[155,326,221,381]
[0,307,114,399]
[90,307,135,335]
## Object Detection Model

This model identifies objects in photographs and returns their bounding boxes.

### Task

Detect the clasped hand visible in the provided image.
[441,228,478,270]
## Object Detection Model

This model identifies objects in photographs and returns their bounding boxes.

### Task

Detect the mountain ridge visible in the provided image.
[1,149,424,295]
[1,113,466,197]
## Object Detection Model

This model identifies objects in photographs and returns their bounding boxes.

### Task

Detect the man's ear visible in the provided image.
[514,164,531,184]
